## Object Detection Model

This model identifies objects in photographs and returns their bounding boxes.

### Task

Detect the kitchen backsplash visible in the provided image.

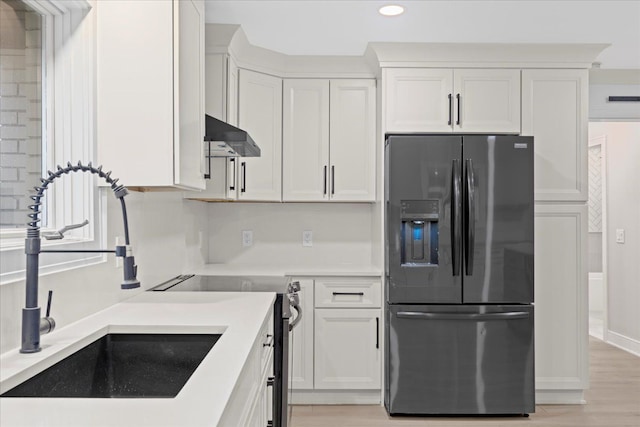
[208,202,376,269]
[0,191,209,353]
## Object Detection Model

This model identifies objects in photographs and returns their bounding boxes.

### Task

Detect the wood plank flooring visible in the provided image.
[290,337,640,426]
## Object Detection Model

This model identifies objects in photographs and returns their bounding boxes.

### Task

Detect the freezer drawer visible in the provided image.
[385,304,534,415]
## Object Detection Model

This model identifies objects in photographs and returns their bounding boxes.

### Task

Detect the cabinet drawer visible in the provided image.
[314,279,381,308]
[258,306,274,373]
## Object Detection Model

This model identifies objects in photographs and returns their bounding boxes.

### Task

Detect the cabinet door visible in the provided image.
[329,80,376,201]
[522,69,588,202]
[282,80,330,201]
[238,69,283,201]
[196,54,233,200]
[453,69,520,133]
[289,280,314,390]
[534,204,588,393]
[225,59,240,200]
[97,0,174,187]
[384,68,453,133]
[175,0,205,190]
[314,308,381,389]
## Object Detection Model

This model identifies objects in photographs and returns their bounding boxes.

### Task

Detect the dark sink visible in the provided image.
[1,333,221,398]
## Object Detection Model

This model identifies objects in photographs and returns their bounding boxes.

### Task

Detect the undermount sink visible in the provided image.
[1,333,221,398]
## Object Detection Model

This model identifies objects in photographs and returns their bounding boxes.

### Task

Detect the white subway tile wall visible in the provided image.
[0,0,42,228]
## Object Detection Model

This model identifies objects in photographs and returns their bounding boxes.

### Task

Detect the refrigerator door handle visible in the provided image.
[451,159,462,276]
[396,311,530,321]
[464,159,476,276]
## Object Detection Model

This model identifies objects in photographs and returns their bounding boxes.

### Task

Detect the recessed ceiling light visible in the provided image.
[379,4,405,17]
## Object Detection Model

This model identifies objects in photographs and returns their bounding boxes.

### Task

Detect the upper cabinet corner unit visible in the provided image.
[283,79,376,202]
[384,68,520,134]
[97,0,205,190]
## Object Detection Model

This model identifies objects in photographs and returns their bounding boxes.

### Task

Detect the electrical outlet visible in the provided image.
[242,230,253,247]
[302,230,313,247]
[115,236,124,268]
[616,229,625,244]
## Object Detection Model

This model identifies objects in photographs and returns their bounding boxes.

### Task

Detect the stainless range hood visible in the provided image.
[205,114,261,157]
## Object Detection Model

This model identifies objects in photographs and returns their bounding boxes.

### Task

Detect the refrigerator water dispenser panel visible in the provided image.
[400,200,439,266]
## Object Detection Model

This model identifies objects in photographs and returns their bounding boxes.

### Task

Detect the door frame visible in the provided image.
[588,134,608,341]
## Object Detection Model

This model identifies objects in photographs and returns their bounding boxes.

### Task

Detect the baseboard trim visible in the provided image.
[291,390,381,405]
[606,330,640,357]
[292,389,589,406]
[535,390,586,405]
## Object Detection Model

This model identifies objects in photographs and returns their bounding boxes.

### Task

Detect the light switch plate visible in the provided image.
[302,230,313,247]
[616,229,625,244]
[242,230,253,247]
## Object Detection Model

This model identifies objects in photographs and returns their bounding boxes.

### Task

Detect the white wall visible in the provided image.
[208,202,376,269]
[589,122,640,354]
[0,192,208,353]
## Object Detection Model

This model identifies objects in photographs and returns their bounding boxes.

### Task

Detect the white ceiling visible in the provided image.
[204,0,640,69]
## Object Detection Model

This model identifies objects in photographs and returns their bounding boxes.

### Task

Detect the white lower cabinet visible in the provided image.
[246,357,273,427]
[219,306,273,426]
[314,308,381,389]
[289,277,382,400]
[289,280,314,390]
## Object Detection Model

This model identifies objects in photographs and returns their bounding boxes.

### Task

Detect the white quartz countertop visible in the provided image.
[0,291,276,427]
[193,263,382,277]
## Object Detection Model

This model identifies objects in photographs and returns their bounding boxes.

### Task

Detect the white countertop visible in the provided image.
[193,263,382,277]
[0,291,276,427]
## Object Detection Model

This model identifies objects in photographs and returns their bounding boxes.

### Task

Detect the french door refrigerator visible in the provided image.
[384,134,535,415]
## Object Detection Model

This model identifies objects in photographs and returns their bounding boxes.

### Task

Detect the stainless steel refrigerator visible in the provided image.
[384,134,535,415]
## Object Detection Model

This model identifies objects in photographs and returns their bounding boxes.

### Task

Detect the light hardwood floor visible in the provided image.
[290,337,640,426]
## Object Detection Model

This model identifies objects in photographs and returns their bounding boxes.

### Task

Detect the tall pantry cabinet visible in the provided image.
[521,68,590,398]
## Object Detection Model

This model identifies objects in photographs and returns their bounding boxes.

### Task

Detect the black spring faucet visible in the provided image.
[20,161,140,354]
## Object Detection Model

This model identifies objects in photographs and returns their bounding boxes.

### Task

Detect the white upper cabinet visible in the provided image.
[384,68,520,134]
[330,80,377,201]
[283,79,376,202]
[238,69,283,201]
[453,69,521,133]
[190,54,239,201]
[384,69,453,133]
[283,80,330,201]
[522,69,589,202]
[97,0,205,190]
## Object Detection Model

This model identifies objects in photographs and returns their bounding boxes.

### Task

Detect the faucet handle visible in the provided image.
[45,290,53,317]
[43,219,89,240]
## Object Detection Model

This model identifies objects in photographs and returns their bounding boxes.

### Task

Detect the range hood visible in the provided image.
[204,114,261,157]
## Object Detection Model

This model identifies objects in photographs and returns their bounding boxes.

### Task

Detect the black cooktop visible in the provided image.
[150,274,291,293]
